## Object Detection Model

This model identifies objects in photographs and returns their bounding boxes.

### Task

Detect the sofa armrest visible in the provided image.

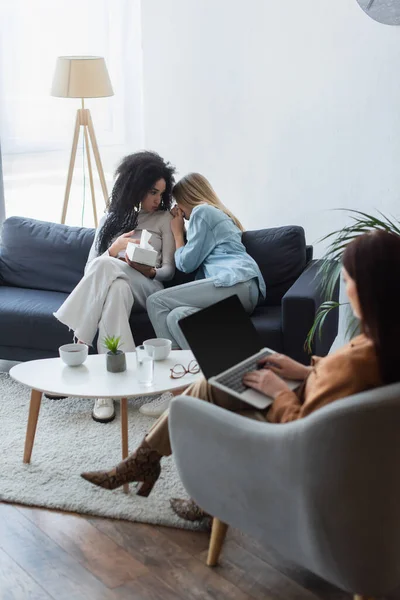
[282,259,339,363]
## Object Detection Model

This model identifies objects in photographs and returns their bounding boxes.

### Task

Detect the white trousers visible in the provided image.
[146,276,260,350]
[54,256,163,353]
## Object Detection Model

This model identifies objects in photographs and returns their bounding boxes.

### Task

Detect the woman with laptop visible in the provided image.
[53,151,176,423]
[81,229,400,523]
[139,172,267,416]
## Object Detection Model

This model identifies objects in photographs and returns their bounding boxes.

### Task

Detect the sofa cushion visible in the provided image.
[242,226,307,306]
[0,286,75,353]
[0,217,95,293]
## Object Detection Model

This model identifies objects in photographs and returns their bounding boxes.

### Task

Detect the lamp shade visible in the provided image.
[51,56,114,98]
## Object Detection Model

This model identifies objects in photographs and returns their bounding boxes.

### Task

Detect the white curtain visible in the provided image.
[0,0,143,226]
[0,142,5,223]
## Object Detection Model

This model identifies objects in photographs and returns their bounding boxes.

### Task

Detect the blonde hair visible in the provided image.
[173,173,244,231]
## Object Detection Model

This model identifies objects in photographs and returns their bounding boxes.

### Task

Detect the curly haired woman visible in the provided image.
[54,151,176,422]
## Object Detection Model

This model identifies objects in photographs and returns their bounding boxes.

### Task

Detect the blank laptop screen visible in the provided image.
[178,295,263,379]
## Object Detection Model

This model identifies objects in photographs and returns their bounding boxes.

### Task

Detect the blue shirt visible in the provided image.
[175,204,266,298]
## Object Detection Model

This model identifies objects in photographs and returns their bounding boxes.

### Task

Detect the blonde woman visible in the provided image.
[138,173,266,417]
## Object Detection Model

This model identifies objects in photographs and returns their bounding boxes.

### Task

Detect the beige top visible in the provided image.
[268,334,382,423]
[86,210,176,282]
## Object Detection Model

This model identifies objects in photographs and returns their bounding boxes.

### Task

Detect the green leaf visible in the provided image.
[102,335,122,354]
[305,301,341,354]
[306,207,400,353]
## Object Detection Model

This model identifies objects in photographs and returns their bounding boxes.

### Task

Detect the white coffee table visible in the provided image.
[10,350,201,493]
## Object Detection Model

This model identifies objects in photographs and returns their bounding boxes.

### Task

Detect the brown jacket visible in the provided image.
[267,334,382,424]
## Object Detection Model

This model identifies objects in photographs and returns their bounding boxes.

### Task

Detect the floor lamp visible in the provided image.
[51,56,114,226]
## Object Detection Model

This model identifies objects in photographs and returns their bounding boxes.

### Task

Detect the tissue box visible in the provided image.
[126,242,157,267]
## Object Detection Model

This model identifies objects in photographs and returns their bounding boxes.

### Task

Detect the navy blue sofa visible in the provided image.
[0,216,338,364]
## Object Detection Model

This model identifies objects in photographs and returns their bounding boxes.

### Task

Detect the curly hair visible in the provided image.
[96,151,176,254]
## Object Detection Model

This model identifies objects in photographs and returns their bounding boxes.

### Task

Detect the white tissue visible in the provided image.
[140,229,153,249]
[126,229,157,266]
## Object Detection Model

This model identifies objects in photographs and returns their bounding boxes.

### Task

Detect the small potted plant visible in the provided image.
[103,335,126,373]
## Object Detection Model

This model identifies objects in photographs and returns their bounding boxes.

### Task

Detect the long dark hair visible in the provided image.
[96,151,176,254]
[342,230,400,384]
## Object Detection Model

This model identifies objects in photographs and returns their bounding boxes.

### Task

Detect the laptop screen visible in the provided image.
[178,295,264,379]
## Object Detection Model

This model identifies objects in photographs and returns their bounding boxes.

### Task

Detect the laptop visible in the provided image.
[178,294,299,409]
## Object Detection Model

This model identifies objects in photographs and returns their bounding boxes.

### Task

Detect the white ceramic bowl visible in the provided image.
[59,343,88,366]
[143,338,172,361]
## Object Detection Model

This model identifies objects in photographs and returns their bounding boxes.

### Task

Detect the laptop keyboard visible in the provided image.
[215,350,273,394]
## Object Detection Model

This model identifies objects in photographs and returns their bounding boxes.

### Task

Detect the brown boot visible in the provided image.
[81,438,162,496]
[170,498,211,524]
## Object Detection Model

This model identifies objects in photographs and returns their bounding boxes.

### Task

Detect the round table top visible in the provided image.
[9,350,202,398]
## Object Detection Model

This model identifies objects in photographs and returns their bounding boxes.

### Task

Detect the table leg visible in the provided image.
[121,397,129,493]
[23,389,43,463]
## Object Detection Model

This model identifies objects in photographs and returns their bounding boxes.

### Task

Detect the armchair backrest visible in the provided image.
[294,383,400,594]
[242,225,307,306]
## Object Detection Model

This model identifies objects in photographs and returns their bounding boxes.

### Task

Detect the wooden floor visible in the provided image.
[0,353,398,600]
[2,502,398,600]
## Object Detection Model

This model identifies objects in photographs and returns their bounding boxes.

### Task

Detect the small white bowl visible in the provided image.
[143,338,172,361]
[59,343,88,366]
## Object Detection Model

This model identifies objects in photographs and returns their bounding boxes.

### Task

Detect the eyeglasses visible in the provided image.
[170,360,200,379]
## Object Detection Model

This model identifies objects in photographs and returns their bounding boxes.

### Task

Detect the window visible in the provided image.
[0,0,143,227]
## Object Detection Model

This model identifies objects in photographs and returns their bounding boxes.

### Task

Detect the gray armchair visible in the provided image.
[169,384,400,600]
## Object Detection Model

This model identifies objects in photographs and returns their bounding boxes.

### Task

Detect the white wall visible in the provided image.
[140,0,400,256]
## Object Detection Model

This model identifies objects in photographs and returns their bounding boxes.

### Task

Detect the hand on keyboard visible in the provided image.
[258,353,311,381]
[216,351,272,394]
[242,368,291,400]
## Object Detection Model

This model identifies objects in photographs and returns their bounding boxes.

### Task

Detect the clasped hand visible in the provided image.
[170,206,185,236]
[242,354,311,400]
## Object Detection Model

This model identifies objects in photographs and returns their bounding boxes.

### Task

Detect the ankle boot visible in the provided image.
[81,438,162,496]
[170,498,211,523]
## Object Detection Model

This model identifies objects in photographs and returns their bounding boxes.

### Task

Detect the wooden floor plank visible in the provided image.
[154,524,211,556]
[0,547,54,600]
[199,539,323,600]
[0,504,117,600]
[17,506,148,589]
[91,518,254,600]
[112,572,195,600]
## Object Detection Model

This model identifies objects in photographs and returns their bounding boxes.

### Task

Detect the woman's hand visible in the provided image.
[109,230,136,258]
[171,209,185,236]
[126,258,156,279]
[243,369,290,399]
[171,208,185,249]
[170,205,184,218]
[258,354,311,381]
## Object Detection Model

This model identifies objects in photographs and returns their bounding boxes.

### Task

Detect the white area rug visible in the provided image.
[0,373,199,530]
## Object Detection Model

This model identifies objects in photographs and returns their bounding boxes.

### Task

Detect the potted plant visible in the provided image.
[306,210,400,351]
[103,335,126,373]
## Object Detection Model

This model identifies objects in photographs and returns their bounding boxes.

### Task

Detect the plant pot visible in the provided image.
[106,350,126,373]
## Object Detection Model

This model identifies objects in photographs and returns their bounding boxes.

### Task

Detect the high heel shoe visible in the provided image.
[81,438,162,496]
